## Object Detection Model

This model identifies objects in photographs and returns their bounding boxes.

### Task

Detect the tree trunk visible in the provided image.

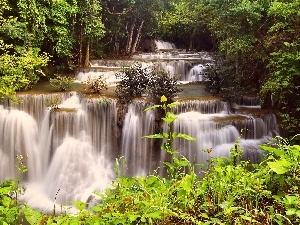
[84,40,90,68]
[126,20,136,55]
[130,20,144,55]
[114,33,119,55]
[189,29,196,50]
[78,26,83,67]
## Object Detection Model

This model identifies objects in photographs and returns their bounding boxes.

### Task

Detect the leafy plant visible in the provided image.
[44,95,62,110]
[49,75,74,91]
[146,70,181,102]
[115,64,181,104]
[84,75,108,93]
[0,41,49,101]
[204,55,245,102]
[115,63,151,104]
[0,155,28,225]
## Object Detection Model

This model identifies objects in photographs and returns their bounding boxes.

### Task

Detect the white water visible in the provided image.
[0,94,115,214]
[0,93,278,213]
[155,40,176,50]
[0,43,279,213]
[76,40,212,84]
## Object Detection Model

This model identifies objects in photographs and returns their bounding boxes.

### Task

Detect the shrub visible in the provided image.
[49,75,74,91]
[44,95,61,110]
[115,63,150,104]
[146,70,181,102]
[0,42,49,101]
[204,55,243,101]
[115,64,180,104]
[84,75,108,93]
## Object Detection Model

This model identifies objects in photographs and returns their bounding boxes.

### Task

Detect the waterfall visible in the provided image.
[186,64,206,81]
[120,101,156,176]
[0,108,41,181]
[0,45,279,213]
[76,50,212,83]
[0,92,278,212]
[154,40,176,50]
[0,93,116,213]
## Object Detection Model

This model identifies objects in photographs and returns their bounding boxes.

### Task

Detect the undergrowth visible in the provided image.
[1,97,300,224]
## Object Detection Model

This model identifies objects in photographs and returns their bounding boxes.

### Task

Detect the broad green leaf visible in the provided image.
[286,208,297,216]
[24,206,44,225]
[143,133,169,139]
[162,112,177,123]
[92,205,102,212]
[167,101,180,108]
[144,105,161,111]
[267,159,292,174]
[147,211,162,219]
[260,145,285,156]
[129,214,140,222]
[176,133,196,141]
[71,201,87,211]
[0,186,11,194]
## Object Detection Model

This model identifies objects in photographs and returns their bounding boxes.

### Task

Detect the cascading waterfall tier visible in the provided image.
[76,52,212,84]
[0,93,115,213]
[0,93,278,212]
[0,41,279,212]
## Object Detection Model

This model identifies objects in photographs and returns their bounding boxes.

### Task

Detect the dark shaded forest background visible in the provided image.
[0,0,299,138]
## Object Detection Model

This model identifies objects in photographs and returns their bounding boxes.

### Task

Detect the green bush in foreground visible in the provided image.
[1,97,300,224]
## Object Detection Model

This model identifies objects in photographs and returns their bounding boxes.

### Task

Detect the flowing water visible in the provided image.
[0,41,278,213]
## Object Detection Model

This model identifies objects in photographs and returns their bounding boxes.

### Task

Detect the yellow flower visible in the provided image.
[160,95,167,102]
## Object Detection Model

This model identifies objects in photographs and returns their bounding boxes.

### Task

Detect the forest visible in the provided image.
[1,0,299,138]
[0,0,300,224]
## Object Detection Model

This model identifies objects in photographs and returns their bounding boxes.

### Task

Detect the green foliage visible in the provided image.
[49,75,74,92]
[0,155,29,225]
[115,63,150,103]
[84,76,108,93]
[204,55,245,101]
[0,0,105,71]
[44,95,62,110]
[157,0,211,49]
[115,64,180,104]
[260,27,300,136]
[260,136,300,222]
[146,70,181,101]
[1,114,300,224]
[144,95,195,153]
[0,41,49,101]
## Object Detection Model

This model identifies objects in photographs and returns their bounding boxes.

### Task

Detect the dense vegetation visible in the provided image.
[1,0,300,223]
[1,97,300,224]
[115,64,180,104]
[1,0,299,137]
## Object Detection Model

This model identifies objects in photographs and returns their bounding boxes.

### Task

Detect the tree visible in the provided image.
[157,0,212,50]
[76,0,105,67]
[102,0,164,56]
[0,41,49,101]
[259,0,300,138]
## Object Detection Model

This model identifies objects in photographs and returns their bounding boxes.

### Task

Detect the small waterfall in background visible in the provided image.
[154,40,176,50]
[75,40,212,84]
[0,40,279,213]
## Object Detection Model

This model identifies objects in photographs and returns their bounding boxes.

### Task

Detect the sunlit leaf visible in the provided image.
[144,104,161,111]
[143,133,169,139]
[162,112,177,123]
[267,159,292,174]
[176,133,196,141]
